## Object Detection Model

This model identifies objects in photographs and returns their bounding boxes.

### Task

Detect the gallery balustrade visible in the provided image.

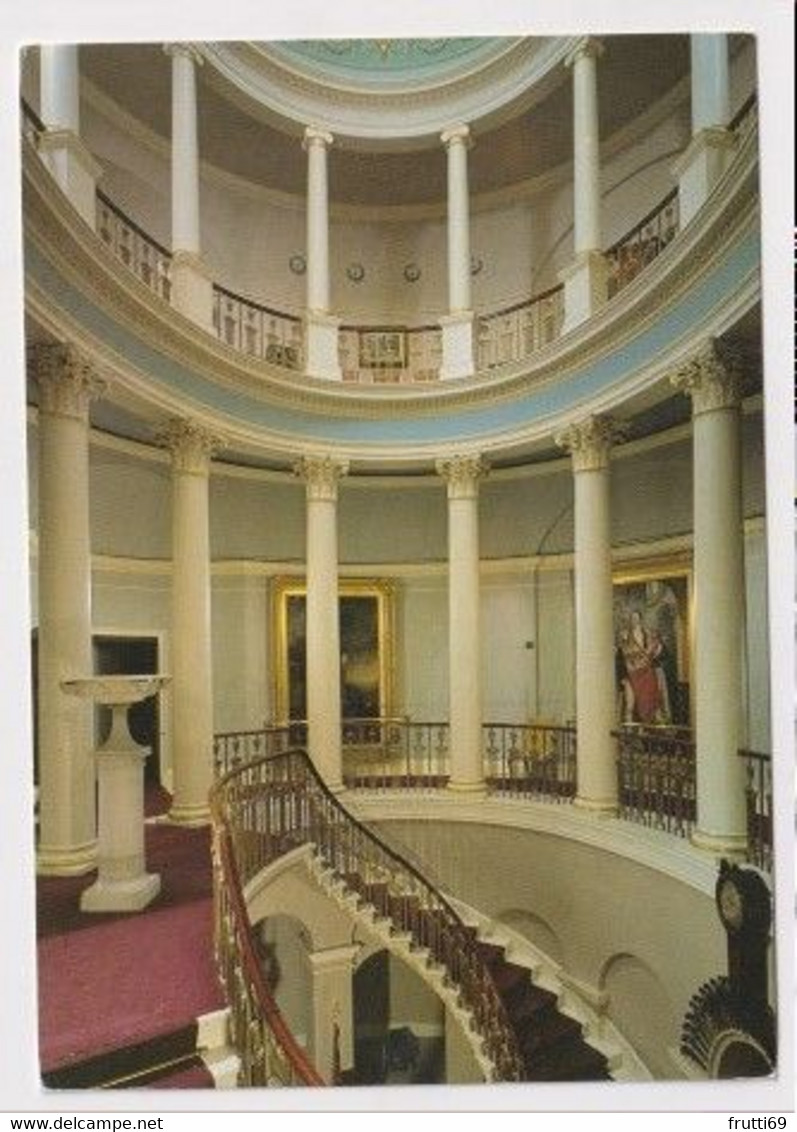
[476,285,565,370]
[338,325,442,384]
[212,284,304,371]
[605,189,680,299]
[739,748,772,873]
[613,725,697,838]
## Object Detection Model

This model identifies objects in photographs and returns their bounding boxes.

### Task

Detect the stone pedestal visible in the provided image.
[171,250,215,333]
[439,312,475,381]
[38,130,102,231]
[672,129,736,228]
[304,311,342,380]
[63,675,169,913]
[559,250,608,333]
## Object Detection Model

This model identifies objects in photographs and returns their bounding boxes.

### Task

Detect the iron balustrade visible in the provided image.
[484,722,577,800]
[338,325,442,384]
[739,748,772,872]
[211,823,325,1087]
[605,189,680,299]
[96,191,172,302]
[214,722,307,777]
[211,748,525,1082]
[613,726,696,837]
[477,286,565,370]
[341,718,450,789]
[213,285,304,370]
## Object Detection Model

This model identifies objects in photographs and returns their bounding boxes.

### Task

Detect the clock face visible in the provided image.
[719,879,744,929]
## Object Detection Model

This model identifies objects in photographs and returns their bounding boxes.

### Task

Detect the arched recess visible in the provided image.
[600,951,678,1079]
[252,912,312,1050]
[494,907,565,966]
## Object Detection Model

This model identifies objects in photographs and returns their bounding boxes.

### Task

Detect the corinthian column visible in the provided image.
[160,418,224,824]
[559,38,607,331]
[556,416,623,811]
[437,454,488,792]
[295,456,349,789]
[33,343,105,874]
[303,128,341,380]
[164,43,214,331]
[672,340,746,853]
[673,35,735,226]
[38,45,102,229]
[440,125,475,380]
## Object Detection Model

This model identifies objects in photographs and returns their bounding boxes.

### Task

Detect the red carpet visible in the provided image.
[39,897,224,1072]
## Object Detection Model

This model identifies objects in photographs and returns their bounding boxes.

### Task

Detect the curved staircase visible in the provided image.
[211,747,611,1086]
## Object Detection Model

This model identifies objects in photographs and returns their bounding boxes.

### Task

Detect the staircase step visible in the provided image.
[126,1055,215,1090]
[42,1024,199,1090]
[517,1010,583,1058]
[524,1037,612,1081]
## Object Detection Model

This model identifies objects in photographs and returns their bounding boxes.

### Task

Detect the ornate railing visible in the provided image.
[213,285,304,370]
[210,782,325,1087]
[739,748,772,872]
[338,325,442,384]
[214,723,307,777]
[477,285,565,370]
[20,98,45,149]
[484,723,576,800]
[613,726,696,838]
[605,189,680,299]
[211,748,525,1082]
[96,191,172,302]
[342,718,450,789]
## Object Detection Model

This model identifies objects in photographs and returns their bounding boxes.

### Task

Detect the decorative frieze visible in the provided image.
[670,339,741,416]
[555,415,626,472]
[294,455,349,502]
[159,417,225,474]
[436,453,489,499]
[30,342,106,420]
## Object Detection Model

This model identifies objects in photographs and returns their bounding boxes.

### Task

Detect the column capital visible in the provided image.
[670,339,741,416]
[564,36,605,69]
[303,126,334,151]
[30,343,107,419]
[159,417,225,474]
[163,43,204,66]
[436,453,489,499]
[555,415,626,472]
[440,123,472,150]
[294,455,349,501]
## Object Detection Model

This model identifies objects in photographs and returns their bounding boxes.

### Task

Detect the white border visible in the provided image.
[1,0,793,1119]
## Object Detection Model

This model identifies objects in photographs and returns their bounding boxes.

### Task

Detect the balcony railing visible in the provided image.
[739,748,772,873]
[213,285,304,371]
[605,189,680,299]
[338,325,442,384]
[96,191,172,303]
[477,286,565,370]
[613,726,696,838]
[20,98,45,149]
[730,92,758,142]
[484,722,577,800]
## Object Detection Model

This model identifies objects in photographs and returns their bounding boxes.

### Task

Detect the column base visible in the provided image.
[439,312,474,380]
[672,127,736,228]
[80,871,161,913]
[168,800,211,827]
[573,795,618,816]
[38,129,102,231]
[446,780,486,798]
[36,838,98,877]
[690,827,748,857]
[558,250,608,332]
[304,311,342,380]
[171,251,215,333]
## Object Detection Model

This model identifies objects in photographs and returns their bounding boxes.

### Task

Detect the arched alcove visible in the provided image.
[600,951,677,1078]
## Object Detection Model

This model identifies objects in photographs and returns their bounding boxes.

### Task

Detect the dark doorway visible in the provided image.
[92,636,160,784]
[352,950,390,1083]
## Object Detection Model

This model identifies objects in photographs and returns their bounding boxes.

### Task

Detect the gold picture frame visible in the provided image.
[612,555,693,728]
[271,577,395,723]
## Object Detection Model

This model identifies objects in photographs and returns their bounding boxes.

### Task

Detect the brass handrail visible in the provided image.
[211,747,525,1082]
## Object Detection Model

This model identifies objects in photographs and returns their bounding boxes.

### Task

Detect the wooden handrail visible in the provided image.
[605,187,679,258]
[96,188,173,259]
[213,281,302,325]
[479,282,565,323]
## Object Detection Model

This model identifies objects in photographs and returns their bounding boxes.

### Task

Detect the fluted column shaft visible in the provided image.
[304,128,333,314]
[34,344,104,874]
[442,125,472,313]
[672,341,746,851]
[437,455,488,791]
[166,44,202,256]
[690,34,730,134]
[297,457,348,789]
[557,417,621,810]
[568,38,603,256]
[162,420,222,824]
[40,45,80,132]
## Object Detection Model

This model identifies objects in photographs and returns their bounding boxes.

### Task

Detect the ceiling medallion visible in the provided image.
[289,254,306,275]
[403,263,421,283]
